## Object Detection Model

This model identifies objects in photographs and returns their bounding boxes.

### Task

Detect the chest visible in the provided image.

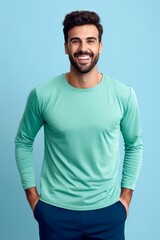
[43,89,123,137]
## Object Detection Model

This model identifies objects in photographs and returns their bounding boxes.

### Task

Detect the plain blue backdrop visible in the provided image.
[1,0,160,239]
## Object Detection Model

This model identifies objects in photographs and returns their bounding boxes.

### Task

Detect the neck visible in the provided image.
[66,67,102,89]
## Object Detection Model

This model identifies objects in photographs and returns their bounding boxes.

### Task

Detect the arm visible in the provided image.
[25,187,40,211]
[120,188,133,215]
[15,88,44,204]
[120,88,143,212]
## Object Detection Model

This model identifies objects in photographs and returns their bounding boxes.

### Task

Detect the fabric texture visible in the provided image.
[15,74,143,210]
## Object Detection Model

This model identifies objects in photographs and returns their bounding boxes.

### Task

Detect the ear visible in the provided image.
[99,41,103,54]
[64,42,69,54]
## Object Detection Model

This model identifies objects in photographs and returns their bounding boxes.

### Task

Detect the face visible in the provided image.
[65,25,102,74]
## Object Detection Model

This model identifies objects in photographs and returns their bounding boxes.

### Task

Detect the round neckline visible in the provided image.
[63,73,105,92]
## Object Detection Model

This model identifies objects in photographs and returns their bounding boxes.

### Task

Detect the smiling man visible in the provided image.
[15,11,143,240]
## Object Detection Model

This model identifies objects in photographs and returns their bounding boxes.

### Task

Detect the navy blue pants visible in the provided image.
[34,200,127,240]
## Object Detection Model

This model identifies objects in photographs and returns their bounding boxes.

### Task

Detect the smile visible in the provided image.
[76,55,92,64]
[77,55,91,60]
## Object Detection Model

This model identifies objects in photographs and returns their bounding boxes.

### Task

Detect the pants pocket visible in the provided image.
[33,200,41,220]
[33,200,62,224]
[116,201,127,220]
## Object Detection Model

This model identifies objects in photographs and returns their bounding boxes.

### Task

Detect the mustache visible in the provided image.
[74,51,94,58]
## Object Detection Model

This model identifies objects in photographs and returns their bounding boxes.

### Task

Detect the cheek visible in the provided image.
[66,46,76,55]
[65,43,75,54]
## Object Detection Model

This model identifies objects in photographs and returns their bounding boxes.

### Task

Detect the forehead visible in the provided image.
[68,24,99,40]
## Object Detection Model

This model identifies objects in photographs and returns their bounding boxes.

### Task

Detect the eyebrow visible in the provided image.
[70,37,98,42]
[87,37,97,41]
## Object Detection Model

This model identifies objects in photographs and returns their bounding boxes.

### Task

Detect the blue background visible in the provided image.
[1,0,160,239]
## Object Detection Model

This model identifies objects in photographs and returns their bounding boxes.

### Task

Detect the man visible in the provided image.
[15,11,143,240]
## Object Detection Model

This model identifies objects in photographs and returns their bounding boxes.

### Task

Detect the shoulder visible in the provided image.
[104,75,134,102]
[103,75,138,113]
[105,75,130,93]
[27,74,65,110]
[30,73,65,102]
[36,73,65,95]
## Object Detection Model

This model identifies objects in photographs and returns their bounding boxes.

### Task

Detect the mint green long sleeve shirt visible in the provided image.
[15,74,143,210]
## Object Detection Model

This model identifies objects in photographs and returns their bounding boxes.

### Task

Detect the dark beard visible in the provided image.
[68,51,99,74]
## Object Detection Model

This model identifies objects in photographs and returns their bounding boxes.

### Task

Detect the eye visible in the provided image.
[87,39,96,44]
[71,39,80,45]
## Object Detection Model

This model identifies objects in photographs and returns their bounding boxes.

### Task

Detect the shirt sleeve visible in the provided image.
[14,88,44,190]
[120,87,143,190]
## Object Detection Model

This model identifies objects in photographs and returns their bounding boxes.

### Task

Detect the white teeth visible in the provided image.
[78,56,90,60]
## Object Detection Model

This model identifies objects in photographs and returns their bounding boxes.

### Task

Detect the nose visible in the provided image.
[79,41,87,52]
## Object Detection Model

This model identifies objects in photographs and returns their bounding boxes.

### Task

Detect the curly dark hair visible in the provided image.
[63,10,103,43]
